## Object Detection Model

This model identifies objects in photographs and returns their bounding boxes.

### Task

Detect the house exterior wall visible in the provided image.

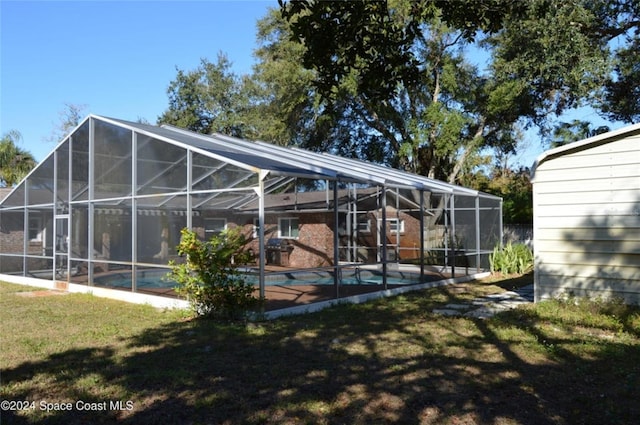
[532,131,640,304]
[234,213,336,268]
[233,208,427,268]
[0,209,54,274]
[355,209,424,261]
[0,218,25,273]
[0,214,24,253]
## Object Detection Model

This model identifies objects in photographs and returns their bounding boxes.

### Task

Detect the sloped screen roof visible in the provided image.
[105,117,338,181]
[102,116,498,199]
[0,114,500,208]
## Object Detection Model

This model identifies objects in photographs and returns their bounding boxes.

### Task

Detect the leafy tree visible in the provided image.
[159,0,636,197]
[430,0,639,124]
[489,168,533,225]
[479,0,639,126]
[549,120,610,148]
[158,53,251,138]
[245,8,319,147]
[0,131,36,187]
[280,0,639,170]
[467,166,532,225]
[159,8,352,160]
[279,0,520,183]
[250,8,367,159]
[601,35,640,123]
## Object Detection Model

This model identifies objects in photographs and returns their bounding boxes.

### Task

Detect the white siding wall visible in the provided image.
[533,133,640,304]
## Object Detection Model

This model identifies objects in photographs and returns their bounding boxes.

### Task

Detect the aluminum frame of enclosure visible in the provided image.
[0,114,503,302]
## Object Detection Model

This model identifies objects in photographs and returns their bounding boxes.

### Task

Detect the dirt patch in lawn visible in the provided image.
[14,290,69,297]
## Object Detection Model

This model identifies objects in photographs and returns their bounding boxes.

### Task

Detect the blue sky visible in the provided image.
[1,0,274,162]
[1,1,625,168]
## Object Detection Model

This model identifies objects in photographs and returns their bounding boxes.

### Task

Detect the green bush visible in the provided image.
[169,227,262,319]
[489,242,533,275]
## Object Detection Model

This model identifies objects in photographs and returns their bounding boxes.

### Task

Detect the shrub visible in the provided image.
[489,242,533,275]
[169,227,262,319]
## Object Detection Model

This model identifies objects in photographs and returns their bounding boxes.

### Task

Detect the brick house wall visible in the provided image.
[234,212,335,268]
[231,207,425,268]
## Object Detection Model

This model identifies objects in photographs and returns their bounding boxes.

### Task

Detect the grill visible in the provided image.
[266,238,293,266]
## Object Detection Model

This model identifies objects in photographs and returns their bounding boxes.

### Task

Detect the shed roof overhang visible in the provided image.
[531,122,640,183]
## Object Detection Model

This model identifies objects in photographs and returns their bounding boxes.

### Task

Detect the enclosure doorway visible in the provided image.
[54,216,69,278]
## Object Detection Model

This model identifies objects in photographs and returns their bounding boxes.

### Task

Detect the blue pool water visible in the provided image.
[93,270,176,289]
[93,268,427,290]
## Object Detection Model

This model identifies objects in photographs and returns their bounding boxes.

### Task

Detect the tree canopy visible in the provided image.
[486,0,639,125]
[158,53,252,138]
[280,0,639,125]
[0,131,36,187]
[157,0,637,214]
[275,0,527,182]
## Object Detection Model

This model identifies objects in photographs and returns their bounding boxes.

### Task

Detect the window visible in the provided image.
[205,218,226,238]
[388,218,405,234]
[357,218,371,233]
[29,217,43,242]
[278,217,299,238]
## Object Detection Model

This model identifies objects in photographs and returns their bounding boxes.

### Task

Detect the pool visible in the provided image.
[93,269,177,289]
[93,267,429,290]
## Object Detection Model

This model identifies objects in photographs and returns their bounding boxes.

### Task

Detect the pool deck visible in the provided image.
[129,278,447,312]
[2,264,483,314]
[259,283,409,311]
[128,267,453,311]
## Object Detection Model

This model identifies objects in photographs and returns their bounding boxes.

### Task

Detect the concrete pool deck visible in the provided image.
[260,271,490,319]
[1,265,491,318]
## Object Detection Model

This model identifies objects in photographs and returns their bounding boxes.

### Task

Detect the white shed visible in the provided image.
[531,123,640,304]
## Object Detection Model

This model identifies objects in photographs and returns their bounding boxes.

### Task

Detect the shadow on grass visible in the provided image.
[484,271,534,291]
[2,283,639,424]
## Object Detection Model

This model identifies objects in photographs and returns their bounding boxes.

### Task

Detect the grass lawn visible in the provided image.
[1,274,639,425]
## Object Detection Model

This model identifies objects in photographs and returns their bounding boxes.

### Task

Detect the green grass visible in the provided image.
[1,276,639,425]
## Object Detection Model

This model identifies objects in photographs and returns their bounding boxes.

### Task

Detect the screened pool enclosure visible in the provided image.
[0,115,502,308]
